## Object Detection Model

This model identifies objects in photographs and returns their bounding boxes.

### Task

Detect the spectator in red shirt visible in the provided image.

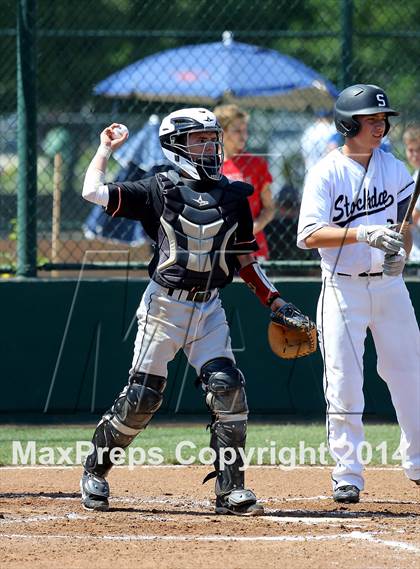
[214,104,275,259]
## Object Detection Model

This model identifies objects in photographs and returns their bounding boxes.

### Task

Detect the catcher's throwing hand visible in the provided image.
[268,302,317,359]
[100,123,129,152]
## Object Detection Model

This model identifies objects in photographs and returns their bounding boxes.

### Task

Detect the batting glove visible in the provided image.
[382,248,407,276]
[356,224,404,254]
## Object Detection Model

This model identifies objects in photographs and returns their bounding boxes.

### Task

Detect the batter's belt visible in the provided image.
[337,272,383,278]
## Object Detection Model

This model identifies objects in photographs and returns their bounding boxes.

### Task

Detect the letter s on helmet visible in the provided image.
[334,84,399,138]
[159,108,224,181]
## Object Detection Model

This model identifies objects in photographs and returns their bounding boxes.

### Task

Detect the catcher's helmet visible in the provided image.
[159,108,224,181]
[334,84,399,138]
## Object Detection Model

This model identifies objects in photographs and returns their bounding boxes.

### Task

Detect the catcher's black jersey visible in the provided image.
[105,171,258,289]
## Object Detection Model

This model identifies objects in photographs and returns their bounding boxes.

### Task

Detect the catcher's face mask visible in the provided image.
[183,129,224,181]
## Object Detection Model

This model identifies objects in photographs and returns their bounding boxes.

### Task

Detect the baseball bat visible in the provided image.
[399,174,420,234]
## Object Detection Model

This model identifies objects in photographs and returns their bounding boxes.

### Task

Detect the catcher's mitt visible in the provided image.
[268,303,317,359]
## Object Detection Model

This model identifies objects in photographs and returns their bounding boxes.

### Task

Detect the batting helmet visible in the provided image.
[159,108,224,181]
[334,84,399,138]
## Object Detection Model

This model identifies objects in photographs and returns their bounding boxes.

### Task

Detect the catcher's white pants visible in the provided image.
[318,272,420,490]
[130,280,234,378]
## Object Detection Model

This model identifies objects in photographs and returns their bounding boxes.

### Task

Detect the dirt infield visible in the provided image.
[0,465,419,569]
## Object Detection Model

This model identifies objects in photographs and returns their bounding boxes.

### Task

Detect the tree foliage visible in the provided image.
[0,0,418,114]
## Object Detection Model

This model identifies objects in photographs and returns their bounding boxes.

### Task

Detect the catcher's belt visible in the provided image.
[268,302,317,359]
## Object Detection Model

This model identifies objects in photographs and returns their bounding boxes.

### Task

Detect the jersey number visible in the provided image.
[376,94,386,107]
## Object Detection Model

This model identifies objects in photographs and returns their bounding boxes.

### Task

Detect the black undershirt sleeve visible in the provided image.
[105,179,151,220]
[105,177,163,241]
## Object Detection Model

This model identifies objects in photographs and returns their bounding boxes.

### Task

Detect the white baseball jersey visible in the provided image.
[297,148,414,274]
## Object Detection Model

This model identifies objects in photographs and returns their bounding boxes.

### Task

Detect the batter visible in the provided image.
[297,84,420,503]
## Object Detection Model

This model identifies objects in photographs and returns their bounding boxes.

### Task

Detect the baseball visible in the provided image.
[112,123,129,139]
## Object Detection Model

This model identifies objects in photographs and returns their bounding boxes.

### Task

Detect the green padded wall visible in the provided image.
[0,278,418,419]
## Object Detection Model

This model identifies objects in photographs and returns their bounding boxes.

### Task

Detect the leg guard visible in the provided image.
[201,359,263,515]
[84,371,166,477]
[200,358,249,495]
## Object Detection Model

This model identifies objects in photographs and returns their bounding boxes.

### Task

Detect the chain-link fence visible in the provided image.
[1,0,420,276]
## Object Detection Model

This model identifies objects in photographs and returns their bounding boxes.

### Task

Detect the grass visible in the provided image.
[0,422,402,468]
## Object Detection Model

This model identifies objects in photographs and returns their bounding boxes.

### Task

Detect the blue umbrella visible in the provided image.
[94,32,338,111]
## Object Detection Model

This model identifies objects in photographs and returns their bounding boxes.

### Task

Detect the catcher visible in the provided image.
[80,108,316,516]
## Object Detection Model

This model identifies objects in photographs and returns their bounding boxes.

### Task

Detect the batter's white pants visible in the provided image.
[318,273,420,490]
[130,280,235,378]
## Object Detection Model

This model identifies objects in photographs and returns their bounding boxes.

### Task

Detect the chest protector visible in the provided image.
[152,171,252,290]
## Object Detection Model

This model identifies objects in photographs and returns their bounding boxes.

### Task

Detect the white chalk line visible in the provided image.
[2,492,418,508]
[0,513,87,525]
[0,506,414,535]
[0,530,418,553]
[0,511,373,528]
[262,516,366,526]
[268,496,419,505]
[0,493,212,508]
[281,494,330,502]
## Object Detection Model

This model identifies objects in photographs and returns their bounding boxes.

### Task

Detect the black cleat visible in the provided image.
[333,484,360,503]
[215,489,264,516]
[80,471,110,511]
